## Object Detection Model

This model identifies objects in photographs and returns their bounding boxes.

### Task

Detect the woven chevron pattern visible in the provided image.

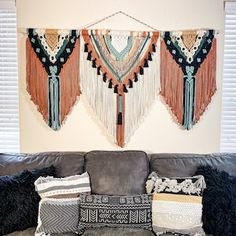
[78,194,152,234]
[36,198,79,235]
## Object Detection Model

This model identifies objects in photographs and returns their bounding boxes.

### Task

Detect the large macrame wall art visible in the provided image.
[81,29,159,147]
[26,28,81,130]
[160,30,217,130]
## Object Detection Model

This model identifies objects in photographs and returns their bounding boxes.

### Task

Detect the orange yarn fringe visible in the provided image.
[26,39,81,126]
[160,39,217,126]
[26,39,49,123]
[160,40,184,125]
[60,40,81,123]
[195,39,217,123]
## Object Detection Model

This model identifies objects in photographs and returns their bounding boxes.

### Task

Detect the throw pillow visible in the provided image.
[78,194,152,234]
[35,171,91,198]
[35,172,91,235]
[196,165,236,236]
[146,172,206,236]
[0,166,56,235]
[36,198,80,235]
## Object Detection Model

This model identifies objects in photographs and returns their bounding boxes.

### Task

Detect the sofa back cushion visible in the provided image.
[0,152,85,177]
[84,151,149,195]
[150,153,236,177]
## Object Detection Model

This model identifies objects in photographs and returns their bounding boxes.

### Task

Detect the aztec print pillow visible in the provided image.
[146,172,206,236]
[35,172,91,236]
[78,194,152,234]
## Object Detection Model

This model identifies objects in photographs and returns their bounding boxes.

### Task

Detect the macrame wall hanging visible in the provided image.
[160,29,217,130]
[26,28,81,130]
[80,29,159,147]
[24,11,218,147]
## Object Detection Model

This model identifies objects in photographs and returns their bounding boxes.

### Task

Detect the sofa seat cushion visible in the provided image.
[6,228,77,236]
[6,227,35,236]
[81,227,155,236]
[84,151,149,195]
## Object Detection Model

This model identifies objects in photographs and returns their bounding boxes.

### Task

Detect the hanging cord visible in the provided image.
[83,10,158,31]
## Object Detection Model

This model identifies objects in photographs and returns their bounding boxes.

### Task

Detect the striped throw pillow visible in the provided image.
[146,172,206,236]
[35,172,91,236]
[35,171,91,198]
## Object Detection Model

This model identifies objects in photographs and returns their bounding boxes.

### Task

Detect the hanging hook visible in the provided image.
[82,10,158,31]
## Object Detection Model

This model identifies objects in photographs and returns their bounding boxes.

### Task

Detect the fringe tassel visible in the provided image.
[60,40,81,124]
[148,52,152,61]
[80,37,117,142]
[26,39,49,123]
[124,45,159,144]
[129,79,133,88]
[114,85,118,93]
[160,40,184,125]
[194,39,217,124]
[194,175,207,190]
[103,73,107,82]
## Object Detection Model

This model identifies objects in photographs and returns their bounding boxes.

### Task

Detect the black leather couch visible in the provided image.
[1,151,236,236]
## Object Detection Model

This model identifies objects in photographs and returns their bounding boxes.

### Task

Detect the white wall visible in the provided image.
[16,0,225,153]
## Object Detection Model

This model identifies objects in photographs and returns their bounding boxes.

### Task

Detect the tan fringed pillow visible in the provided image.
[146,172,206,236]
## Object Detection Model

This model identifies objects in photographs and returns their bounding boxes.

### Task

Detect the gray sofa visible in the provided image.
[1,150,236,236]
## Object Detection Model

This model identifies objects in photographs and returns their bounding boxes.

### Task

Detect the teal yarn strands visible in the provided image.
[48,66,60,130]
[183,66,195,130]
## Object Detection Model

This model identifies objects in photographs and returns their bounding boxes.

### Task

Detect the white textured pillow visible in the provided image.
[146,172,206,236]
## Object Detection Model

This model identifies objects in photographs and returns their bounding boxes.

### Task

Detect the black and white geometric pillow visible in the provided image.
[78,194,152,234]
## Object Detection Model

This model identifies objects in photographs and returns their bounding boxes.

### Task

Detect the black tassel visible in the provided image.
[84,43,88,52]
[148,52,152,61]
[152,44,156,52]
[103,73,107,82]
[87,51,92,61]
[123,84,128,93]
[97,65,101,75]
[139,66,144,75]
[134,73,138,82]
[92,59,97,68]
[129,79,133,88]
[108,79,113,88]
[114,85,118,93]
[144,59,149,67]
[117,112,122,125]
